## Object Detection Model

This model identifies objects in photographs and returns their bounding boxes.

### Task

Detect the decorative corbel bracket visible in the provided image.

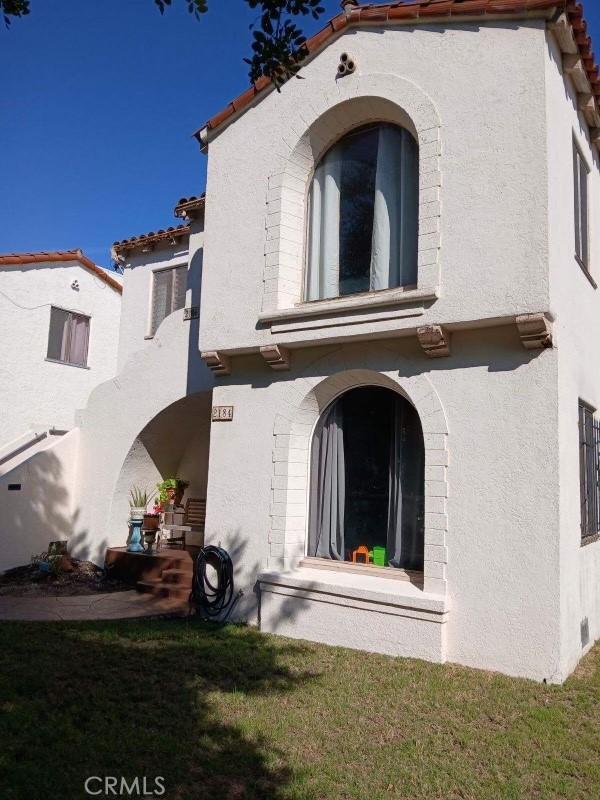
[417,325,450,358]
[516,314,553,350]
[201,350,231,376]
[260,344,291,371]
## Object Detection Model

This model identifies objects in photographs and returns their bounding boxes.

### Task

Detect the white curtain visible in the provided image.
[370,126,419,291]
[306,146,341,301]
[69,314,89,366]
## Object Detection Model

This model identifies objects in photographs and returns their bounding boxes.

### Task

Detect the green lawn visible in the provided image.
[1,621,599,799]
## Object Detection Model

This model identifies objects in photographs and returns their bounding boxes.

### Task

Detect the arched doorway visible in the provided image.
[308,386,424,571]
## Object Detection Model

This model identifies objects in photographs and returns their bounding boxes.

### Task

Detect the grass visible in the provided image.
[1,621,600,800]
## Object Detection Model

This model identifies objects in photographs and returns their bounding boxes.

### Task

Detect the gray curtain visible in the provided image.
[308,403,345,560]
[387,398,425,570]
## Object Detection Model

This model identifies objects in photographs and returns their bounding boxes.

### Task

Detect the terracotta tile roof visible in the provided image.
[0,250,122,293]
[195,0,595,141]
[111,225,190,260]
[174,194,206,219]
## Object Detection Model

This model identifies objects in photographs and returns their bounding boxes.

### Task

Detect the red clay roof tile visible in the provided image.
[0,250,122,293]
[194,0,596,141]
[111,225,190,258]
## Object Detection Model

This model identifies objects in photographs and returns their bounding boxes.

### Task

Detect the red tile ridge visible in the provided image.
[194,0,585,142]
[111,225,191,257]
[0,250,122,293]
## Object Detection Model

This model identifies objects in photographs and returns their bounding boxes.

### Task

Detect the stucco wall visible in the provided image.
[203,331,561,682]
[0,260,121,447]
[0,429,81,571]
[116,240,193,372]
[544,31,600,678]
[200,20,550,353]
[74,228,213,565]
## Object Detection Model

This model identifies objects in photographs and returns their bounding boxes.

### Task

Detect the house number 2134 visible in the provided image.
[212,405,234,422]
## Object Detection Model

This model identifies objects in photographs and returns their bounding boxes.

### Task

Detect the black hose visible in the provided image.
[190,545,242,622]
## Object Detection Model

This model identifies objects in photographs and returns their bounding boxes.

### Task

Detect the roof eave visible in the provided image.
[194,2,563,145]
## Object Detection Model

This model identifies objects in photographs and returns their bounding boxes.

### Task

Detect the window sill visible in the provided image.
[581,532,600,548]
[258,566,448,615]
[258,285,439,327]
[575,256,598,289]
[45,358,90,370]
[299,556,422,586]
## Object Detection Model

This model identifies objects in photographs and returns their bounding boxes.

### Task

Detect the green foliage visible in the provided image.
[154,0,208,19]
[156,477,189,505]
[0,0,29,27]
[245,0,325,88]
[2,0,327,88]
[128,486,150,509]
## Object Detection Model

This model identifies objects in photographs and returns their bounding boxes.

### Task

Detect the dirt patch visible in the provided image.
[0,560,130,597]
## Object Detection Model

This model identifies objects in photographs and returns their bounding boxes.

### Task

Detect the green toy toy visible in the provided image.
[370,546,388,567]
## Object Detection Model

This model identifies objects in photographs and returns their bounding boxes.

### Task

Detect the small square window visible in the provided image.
[47,307,90,367]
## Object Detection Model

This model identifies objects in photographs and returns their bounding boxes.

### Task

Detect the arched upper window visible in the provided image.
[305,123,419,302]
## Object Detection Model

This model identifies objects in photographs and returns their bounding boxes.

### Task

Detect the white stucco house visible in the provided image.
[3,0,600,684]
[0,251,122,569]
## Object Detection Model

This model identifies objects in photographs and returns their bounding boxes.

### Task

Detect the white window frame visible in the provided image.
[146,263,188,338]
[45,305,91,369]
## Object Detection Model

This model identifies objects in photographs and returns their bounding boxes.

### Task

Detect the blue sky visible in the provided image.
[1,0,599,268]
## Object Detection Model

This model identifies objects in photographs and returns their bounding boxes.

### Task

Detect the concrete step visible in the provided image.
[137,579,191,601]
[161,568,193,585]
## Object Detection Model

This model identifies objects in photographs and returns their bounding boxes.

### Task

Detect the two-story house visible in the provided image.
[188,0,600,683]
[6,0,600,684]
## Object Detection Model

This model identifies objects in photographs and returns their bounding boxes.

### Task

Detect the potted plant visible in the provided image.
[127,487,149,553]
[143,497,160,532]
[129,487,149,519]
[157,478,189,508]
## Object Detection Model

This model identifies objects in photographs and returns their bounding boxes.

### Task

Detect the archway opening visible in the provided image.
[308,386,424,571]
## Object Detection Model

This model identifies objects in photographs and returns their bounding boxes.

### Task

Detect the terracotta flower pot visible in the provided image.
[143,514,159,532]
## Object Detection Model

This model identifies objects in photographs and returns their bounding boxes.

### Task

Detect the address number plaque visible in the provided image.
[212,405,234,422]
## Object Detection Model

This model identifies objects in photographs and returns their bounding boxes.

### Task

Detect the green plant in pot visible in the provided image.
[156,478,189,509]
[129,487,149,520]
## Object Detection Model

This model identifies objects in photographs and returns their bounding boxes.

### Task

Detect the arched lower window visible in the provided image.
[305,123,419,301]
[308,386,425,571]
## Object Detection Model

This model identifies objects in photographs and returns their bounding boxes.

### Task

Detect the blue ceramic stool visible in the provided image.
[127,516,145,553]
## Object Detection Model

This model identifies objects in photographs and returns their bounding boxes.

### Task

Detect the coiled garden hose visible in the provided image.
[190,545,242,622]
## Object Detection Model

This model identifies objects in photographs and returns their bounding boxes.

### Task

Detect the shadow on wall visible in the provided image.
[0,619,319,798]
[187,245,203,396]
[105,391,213,553]
[0,448,108,572]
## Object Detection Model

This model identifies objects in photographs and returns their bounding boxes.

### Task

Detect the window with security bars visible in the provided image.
[574,141,590,270]
[150,265,187,335]
[46,307,90,367]
[579,400,600,542]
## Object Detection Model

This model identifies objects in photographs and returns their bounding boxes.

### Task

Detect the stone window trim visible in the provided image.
[267,352,449,596]
[260,74,442,319]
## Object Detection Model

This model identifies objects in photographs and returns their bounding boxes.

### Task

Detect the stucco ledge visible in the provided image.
[258,567,449,618]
